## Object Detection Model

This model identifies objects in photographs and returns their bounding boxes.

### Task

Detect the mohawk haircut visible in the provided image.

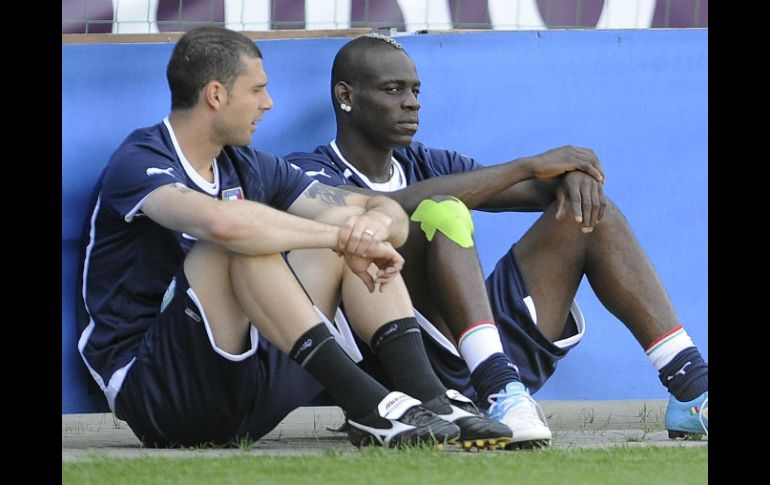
[361,33,403,50]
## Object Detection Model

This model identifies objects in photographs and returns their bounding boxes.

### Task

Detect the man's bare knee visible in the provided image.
[602,199,626,224]
[182,241,256,355]
[184,240,232,280]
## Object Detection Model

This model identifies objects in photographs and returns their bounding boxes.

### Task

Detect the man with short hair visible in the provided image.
[78,26,485,449]
[286,34,708,448]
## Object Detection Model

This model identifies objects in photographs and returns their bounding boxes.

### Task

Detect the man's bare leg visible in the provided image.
[184,242,397,429]
[515,200,708,438]
[289,246,514,448]
[514,201,677,346]
[289,245,452,400]
[399,219,551,448]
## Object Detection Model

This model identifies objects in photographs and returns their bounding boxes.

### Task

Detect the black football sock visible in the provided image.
[370,317,446,401]
[290,323,388,419]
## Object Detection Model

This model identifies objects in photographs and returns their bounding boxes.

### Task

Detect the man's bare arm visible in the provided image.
[141,183,342,255]
[386,145,604,214]
[288,182,409,248]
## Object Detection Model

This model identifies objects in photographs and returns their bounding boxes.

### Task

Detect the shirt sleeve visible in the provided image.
[260,152,316,210]
[424,146,484,176]
[100,141,186,222]
[284,152,348,187]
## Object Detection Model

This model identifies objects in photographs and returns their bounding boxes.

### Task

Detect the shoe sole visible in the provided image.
[504,438,551,450]
[346,426,460,448]
[667,430,705,440]
[500,427,552,450]
[458,436,512,451]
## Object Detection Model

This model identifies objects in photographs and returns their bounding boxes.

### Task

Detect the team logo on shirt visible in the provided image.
[160,277,176,312]
[221,187,244,201]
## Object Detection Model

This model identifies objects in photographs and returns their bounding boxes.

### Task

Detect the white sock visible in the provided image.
[458,321,504,373]
[645,325,695,371]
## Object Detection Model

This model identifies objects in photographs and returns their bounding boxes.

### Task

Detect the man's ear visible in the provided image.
[203,80,227,109]
[334,81,352,107]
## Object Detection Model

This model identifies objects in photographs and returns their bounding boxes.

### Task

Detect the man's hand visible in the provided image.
[555,171,607,232]
[337,212,393,257]
[527,145,605,184]
[343,241,404,292]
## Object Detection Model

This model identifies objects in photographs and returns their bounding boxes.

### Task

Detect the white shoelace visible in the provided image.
[699,397,708,437]
[488,390,549,427]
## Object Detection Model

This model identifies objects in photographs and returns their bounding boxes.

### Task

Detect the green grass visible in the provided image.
[63,445,706,485]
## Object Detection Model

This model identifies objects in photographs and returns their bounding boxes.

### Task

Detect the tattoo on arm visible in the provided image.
[304,183,348,207]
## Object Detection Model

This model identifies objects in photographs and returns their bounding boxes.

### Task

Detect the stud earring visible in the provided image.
[340,103,352,112]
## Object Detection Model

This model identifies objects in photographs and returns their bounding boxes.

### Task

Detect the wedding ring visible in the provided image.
[363,229,375,237]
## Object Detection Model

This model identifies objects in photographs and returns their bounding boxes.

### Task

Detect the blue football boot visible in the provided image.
[665,390,708,440]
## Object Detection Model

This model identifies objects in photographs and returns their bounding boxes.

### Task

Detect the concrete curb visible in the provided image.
[62,399,707,461]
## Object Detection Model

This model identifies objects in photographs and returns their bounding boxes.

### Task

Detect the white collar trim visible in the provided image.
[163,117,219,195]
[330,139,406,192]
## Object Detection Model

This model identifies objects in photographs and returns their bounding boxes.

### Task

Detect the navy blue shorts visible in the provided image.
[114,266,325,447]
[484,245,584,394]
[357,244,585,404]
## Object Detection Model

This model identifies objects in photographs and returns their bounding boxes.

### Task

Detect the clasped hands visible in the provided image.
[336,212,403,293]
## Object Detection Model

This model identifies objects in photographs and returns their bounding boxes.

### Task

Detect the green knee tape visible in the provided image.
[410,197,474,248]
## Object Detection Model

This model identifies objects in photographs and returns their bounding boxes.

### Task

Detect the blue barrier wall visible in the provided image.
[62,29,707,413]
